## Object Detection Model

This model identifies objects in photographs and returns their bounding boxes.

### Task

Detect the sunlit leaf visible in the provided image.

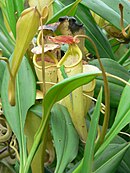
[8,7,40,105]
[48,0,81,24]
[10,7,40,78]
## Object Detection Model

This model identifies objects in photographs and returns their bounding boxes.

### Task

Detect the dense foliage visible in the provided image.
[0,0,130,173]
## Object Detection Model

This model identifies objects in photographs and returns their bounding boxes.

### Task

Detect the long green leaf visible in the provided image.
[53,0,63,14]
[95,79,130,159]
[77,3,115,59]
[4,0,16,37]
[24,71,101,173]
[14,0,24,17]
[94,143,130,173]
[0,10,14,57]
[0,31,14,57]
[0,9,15,46]
[1,57,36,170]
[90,58,130,107]
[83,0,130,29]
[117,146,130,173]
[81,88,102,173]
[48,0,81,24]
[51,104,79,173]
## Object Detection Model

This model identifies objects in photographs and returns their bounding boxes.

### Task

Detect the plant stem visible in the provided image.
[40,18,46,97]
[118,48,130,65]
[106,73,130,86]
[0,57,13,79]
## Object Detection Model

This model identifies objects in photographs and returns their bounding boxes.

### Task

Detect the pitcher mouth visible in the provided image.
[57,44,82,68]
[33,53,58,70]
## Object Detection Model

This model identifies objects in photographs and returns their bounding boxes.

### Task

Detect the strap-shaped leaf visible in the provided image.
[95,79,130,159]
[83,0,130,29]
[90,58,130,107]
[51,103,79,173]
[48,0,81,24]
[94,143,130,173]
[81,88,102,173]
[1,57,36,169]
[24,71,101,173]
[117,146,130,173]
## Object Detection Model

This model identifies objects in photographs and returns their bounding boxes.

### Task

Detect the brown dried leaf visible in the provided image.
[31,44,60,54]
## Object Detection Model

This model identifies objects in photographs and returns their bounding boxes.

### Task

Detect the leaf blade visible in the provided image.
[81,88,102,173]
[51,104,79,173]
[95,79,130,159]
[1,57,36,166]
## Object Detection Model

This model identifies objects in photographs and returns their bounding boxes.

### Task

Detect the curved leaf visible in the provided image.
[0,30,14,57]
[4,0,17,37]
[30,104,42,118]
[43,72,101,115]
[53,0,63,14]
[94,143,130,173]
[83,0,130,29]
[25,71,101,173]
[90,58,130,107]
[117,146,130,173]
[81,88,102,173]
[48,0,81,24]
[77,3,115,59]
[95,79,130,159]
[51,103,79,173]
[1,57,36,168]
